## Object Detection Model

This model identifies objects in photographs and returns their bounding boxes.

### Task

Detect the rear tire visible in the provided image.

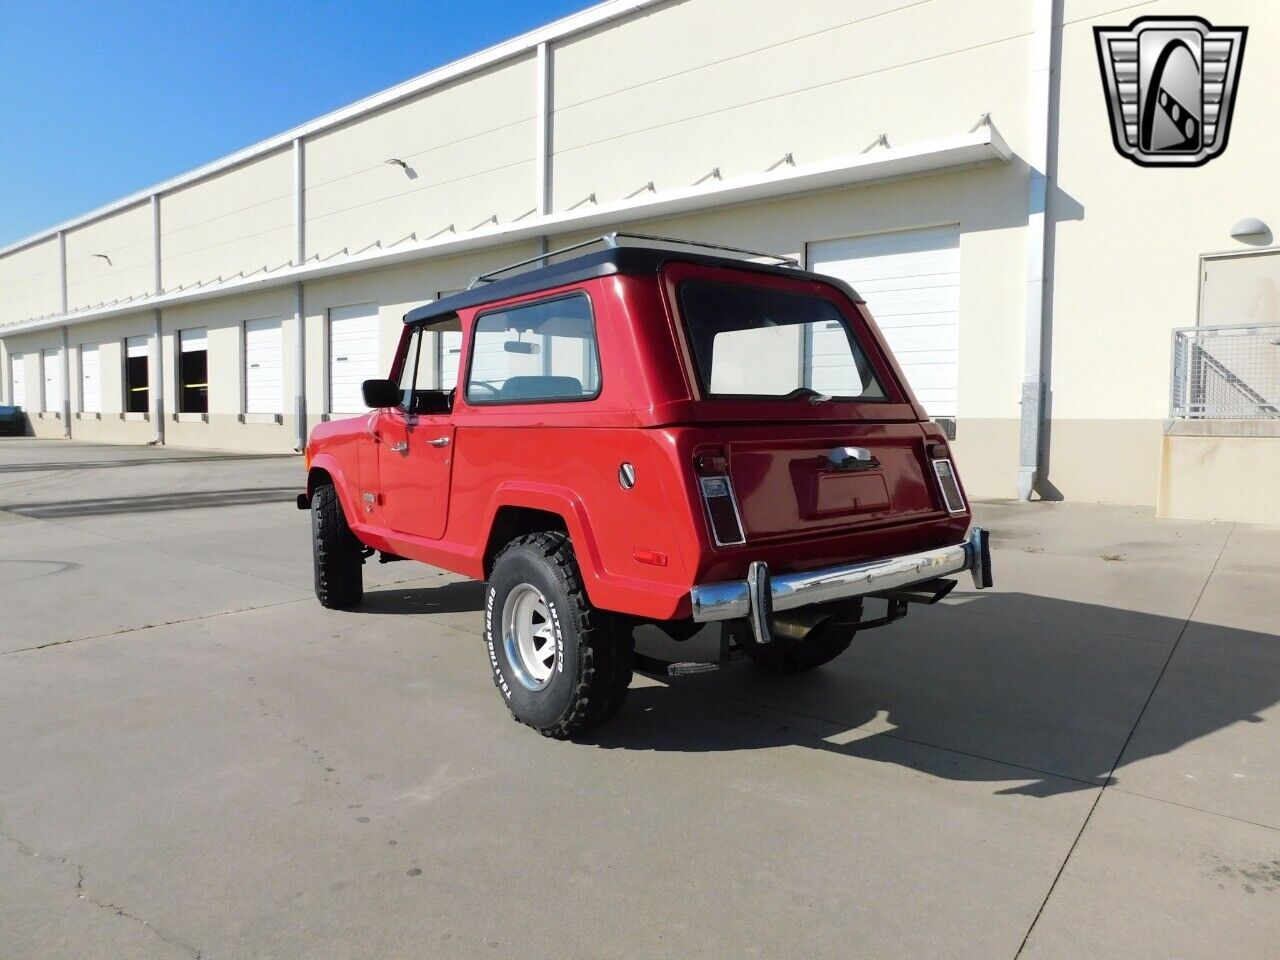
[742,620,854,672]
[311,484,363,609]
[485,532,632,738]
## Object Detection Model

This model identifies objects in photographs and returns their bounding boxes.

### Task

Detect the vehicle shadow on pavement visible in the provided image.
[1,487,299,519]
[360,578,488,616]
[580,592,1276,800]
[0,454,294,474]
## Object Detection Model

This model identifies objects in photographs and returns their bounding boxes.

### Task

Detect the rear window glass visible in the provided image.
[466,294,600,404]
[677,281,886,401]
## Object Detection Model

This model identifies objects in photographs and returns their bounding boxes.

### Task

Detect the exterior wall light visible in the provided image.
[1229,217,1271,242]
[92,253,113,266]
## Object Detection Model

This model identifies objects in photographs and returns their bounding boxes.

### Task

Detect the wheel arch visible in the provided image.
[479,483,603,583]
[306,453,360,528]
[483,505,570,578]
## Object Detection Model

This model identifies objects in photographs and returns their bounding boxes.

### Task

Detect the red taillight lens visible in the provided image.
[699,475,745,546]
[931,458,967,514]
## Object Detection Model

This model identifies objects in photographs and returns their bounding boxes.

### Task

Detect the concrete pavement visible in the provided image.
[0,437,1276,959]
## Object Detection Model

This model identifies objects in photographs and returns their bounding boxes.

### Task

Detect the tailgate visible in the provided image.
[720,422,939,539]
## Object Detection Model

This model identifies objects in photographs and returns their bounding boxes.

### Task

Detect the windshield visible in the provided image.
[677,280,886,401]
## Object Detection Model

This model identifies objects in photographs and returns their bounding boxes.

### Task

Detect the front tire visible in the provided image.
[311,484,363,609]
[485,532,632,738]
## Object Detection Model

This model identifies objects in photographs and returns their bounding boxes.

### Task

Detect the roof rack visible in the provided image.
[466,231,799,289]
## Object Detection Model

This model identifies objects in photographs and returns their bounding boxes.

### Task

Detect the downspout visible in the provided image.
[293,138,307,452]
[1017,0,1058,500]
[57,231,71,437]
[151,195,165,445]
[534,40,553,258]
[61,325,71,438]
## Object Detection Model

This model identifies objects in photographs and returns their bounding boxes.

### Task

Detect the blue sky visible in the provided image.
[0,0,595,247]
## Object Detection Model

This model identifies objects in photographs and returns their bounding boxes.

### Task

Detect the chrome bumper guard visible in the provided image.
[690,527,993,644]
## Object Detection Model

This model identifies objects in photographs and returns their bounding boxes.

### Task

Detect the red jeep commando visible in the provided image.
[299,234,991,738]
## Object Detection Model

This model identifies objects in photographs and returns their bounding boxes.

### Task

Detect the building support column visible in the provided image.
[150,194,165,445]
[57,231,71,437]
[1017,0,1059,500]
[534,40,553,257]
[293,138,307,452]
[151,309,165,445]
[60,325,71,438]
[293,282,306,451]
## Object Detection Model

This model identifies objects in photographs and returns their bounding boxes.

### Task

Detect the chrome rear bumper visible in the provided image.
[690,527,992,642]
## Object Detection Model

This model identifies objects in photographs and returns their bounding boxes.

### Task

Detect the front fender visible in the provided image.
[306,452,363,532]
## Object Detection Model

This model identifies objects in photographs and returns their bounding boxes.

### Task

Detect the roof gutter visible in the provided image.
[0,126,1010,337]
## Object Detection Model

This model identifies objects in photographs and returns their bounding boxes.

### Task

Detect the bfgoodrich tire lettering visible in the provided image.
[311,484,363,609]
[485,532,632,738]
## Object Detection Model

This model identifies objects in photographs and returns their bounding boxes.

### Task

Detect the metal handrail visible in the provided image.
[1169,322,1280,419]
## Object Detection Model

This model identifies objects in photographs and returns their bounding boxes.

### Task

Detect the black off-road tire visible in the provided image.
[485,532,633,738]
[742,621,855,672]
[311,484,364,609]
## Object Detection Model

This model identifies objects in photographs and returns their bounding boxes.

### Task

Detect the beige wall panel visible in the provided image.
[551,0,1031,208]
[305,57,537,260]
[4,332,56,415]
[162,415,294,453]
[64,202,153,310]
[618,162,1029,423]
[1048,0,1280,423]
[162,287,297,422]
[160,149,294,291]
[302,242,540,416]
[68,311,157,416]
[1042,418,1165,506]
[4,329,65,435]
[69,414,154,445]
[1159,435,1280,525]
[950,417,1022,502]
[0,238,61,324]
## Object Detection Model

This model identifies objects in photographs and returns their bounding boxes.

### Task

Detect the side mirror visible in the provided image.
[362,378,401,408]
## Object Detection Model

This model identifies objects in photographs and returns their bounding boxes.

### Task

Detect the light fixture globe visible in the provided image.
[1229,217,1270,241]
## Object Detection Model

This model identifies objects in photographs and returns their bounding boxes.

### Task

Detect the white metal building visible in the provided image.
[1,0,1277,522]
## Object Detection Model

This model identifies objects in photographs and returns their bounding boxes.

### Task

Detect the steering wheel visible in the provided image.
[468,380,502,398]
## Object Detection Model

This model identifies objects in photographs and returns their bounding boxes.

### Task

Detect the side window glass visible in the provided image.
[466,293,599,404]
[398,328,422,408]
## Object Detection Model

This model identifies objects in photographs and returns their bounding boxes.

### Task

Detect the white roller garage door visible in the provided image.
[809,226,960,418]
[42,347,63,413]
[329,304,379,414]
[439,331,463,389]
[11,354,26,408]
[244,317,284,414]
[80,344,101,413]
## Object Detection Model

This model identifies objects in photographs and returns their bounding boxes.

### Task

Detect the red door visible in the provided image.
[375,408,455,540]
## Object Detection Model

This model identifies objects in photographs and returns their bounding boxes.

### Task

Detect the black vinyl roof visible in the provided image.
[403,246,863,325]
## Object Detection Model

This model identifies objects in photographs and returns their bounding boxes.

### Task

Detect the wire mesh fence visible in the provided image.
[1170,324,1280,419]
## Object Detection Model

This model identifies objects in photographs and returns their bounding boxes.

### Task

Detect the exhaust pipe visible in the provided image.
[772,607,837,642]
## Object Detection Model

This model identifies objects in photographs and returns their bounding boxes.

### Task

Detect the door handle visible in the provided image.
[428,436,451,447]
[390,441,408,453]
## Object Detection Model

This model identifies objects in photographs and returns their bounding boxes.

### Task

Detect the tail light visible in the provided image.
[926,441,967,515]
[694,447,745,546]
